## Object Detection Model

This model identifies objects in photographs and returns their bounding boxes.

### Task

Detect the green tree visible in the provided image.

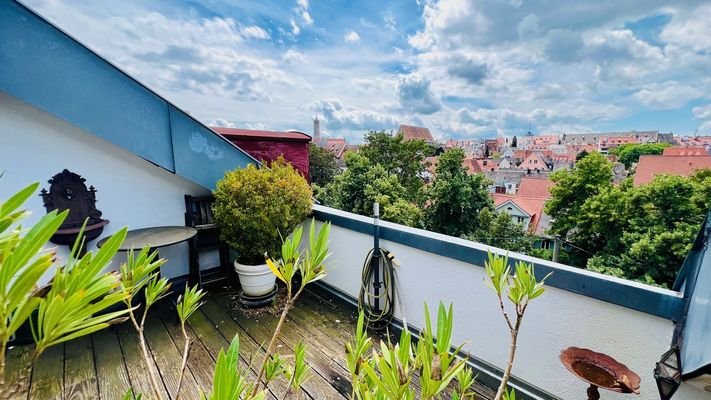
[323,152,422,226]
[572,180,631,255]
[308,143,340,186]
[468,208,535,253]
[564,171,711,287]
[575,149,589,162]
[424,148,493,236]
[610,143,671,169]
[545,151,613,238]
[605,175,703,286]
[359,130,431,199]
[511,136,517,148]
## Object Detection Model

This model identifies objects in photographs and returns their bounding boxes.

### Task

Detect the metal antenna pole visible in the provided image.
[372,202,381,314]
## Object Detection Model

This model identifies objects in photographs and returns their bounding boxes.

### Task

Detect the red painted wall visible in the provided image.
[227,139,310,181]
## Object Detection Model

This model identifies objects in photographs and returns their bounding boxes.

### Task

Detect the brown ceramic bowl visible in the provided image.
[560,347,641,394]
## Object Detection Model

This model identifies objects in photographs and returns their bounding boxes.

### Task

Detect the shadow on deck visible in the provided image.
[5,286,496,399]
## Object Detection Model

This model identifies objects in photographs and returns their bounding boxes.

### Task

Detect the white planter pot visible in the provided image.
[234,260,277,297]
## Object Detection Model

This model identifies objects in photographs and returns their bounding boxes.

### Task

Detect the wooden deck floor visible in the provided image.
[5,286,495,400]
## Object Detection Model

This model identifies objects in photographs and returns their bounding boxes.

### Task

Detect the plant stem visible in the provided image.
[0,343,6,387]
[282,373,295,400]
[129,308,164,400]
[251,286,304,397]
[494,315,522,400]
[176,323,192,400]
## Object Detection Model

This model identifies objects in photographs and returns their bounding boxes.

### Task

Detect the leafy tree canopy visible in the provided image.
[610,142,671,169]
[359,130,431,200]
[424,148,493,237]
[585,173,710,286]
[545,151,613,237]
[575,149,589,162]
[320,152,423,227]
[548,166,711,287]
[308,143,340,186]
[467,208,535,254]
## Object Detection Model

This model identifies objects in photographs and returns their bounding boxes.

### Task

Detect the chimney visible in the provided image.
[313,115,321,144]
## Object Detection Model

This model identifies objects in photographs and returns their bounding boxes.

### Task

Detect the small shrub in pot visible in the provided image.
[212,158,312,296]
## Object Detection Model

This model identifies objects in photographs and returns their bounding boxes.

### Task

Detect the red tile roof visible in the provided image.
[634,155,711,185]
[662,147,709,156]
[324,138,347,158]
[517,177,554,198]
[463,156,483,174]
[212,127,311,142]
[491,194,548,235]
[398,124,434,142]
[517,152,549,171]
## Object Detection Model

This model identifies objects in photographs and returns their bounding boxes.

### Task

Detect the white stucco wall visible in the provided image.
[308,206,709,400]
[0,92,211,281]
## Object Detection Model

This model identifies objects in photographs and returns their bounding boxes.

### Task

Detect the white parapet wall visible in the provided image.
[308,205,709,400]
[0,92,211,281]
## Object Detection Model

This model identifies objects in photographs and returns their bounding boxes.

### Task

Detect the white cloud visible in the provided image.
[633,82,704,110]
[397,74,443,115]
[24,0,711,140]
[209,118,270,131]
[383,13,397,31]
[290,19,300,35]
[699,121,711,135]
[240,25,270,40]
[692,104,711,120]
[344,30,360,43]
[209,118,237,128]
[660,4,711,53]
[310,99,399,131]
[517,13,541,39]
[282,49,304,63]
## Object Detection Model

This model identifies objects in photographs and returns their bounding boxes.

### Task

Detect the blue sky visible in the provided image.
[24,0,711,141]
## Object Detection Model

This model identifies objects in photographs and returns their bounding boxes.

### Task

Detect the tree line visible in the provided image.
[309,131,545,257]
[311,135,706,287]
[546,151,711,287]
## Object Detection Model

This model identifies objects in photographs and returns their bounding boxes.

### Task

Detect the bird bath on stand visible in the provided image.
[560,347,641,400]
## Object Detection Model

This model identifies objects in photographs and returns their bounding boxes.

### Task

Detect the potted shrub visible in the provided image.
[212,159,312,298]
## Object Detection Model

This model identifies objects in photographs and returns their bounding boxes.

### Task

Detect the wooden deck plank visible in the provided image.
[92,328,133,400]
[1,286,495,400]
[4,344,33,400]
[213,294,348,399]
[116,321,170,399]
[63,335,99,400]
[142,308,202,399]
[301,291,496,400]
[198,298,295,400]
[154,301,216,395]
[28,344,64,400]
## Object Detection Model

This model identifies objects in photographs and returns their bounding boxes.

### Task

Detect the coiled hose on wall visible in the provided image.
[358,247,397,330]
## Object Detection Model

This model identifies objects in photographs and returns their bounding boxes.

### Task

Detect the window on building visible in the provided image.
[516,216,525,224]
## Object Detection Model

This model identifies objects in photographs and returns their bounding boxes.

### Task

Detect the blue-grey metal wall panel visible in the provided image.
[169,105,254,190]
[681,236,711,377]
[0,0,175,170]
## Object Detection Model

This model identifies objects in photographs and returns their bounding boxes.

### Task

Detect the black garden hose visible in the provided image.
[358,247,397,330]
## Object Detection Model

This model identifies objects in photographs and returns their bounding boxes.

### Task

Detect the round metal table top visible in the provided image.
[97,226,198,250]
